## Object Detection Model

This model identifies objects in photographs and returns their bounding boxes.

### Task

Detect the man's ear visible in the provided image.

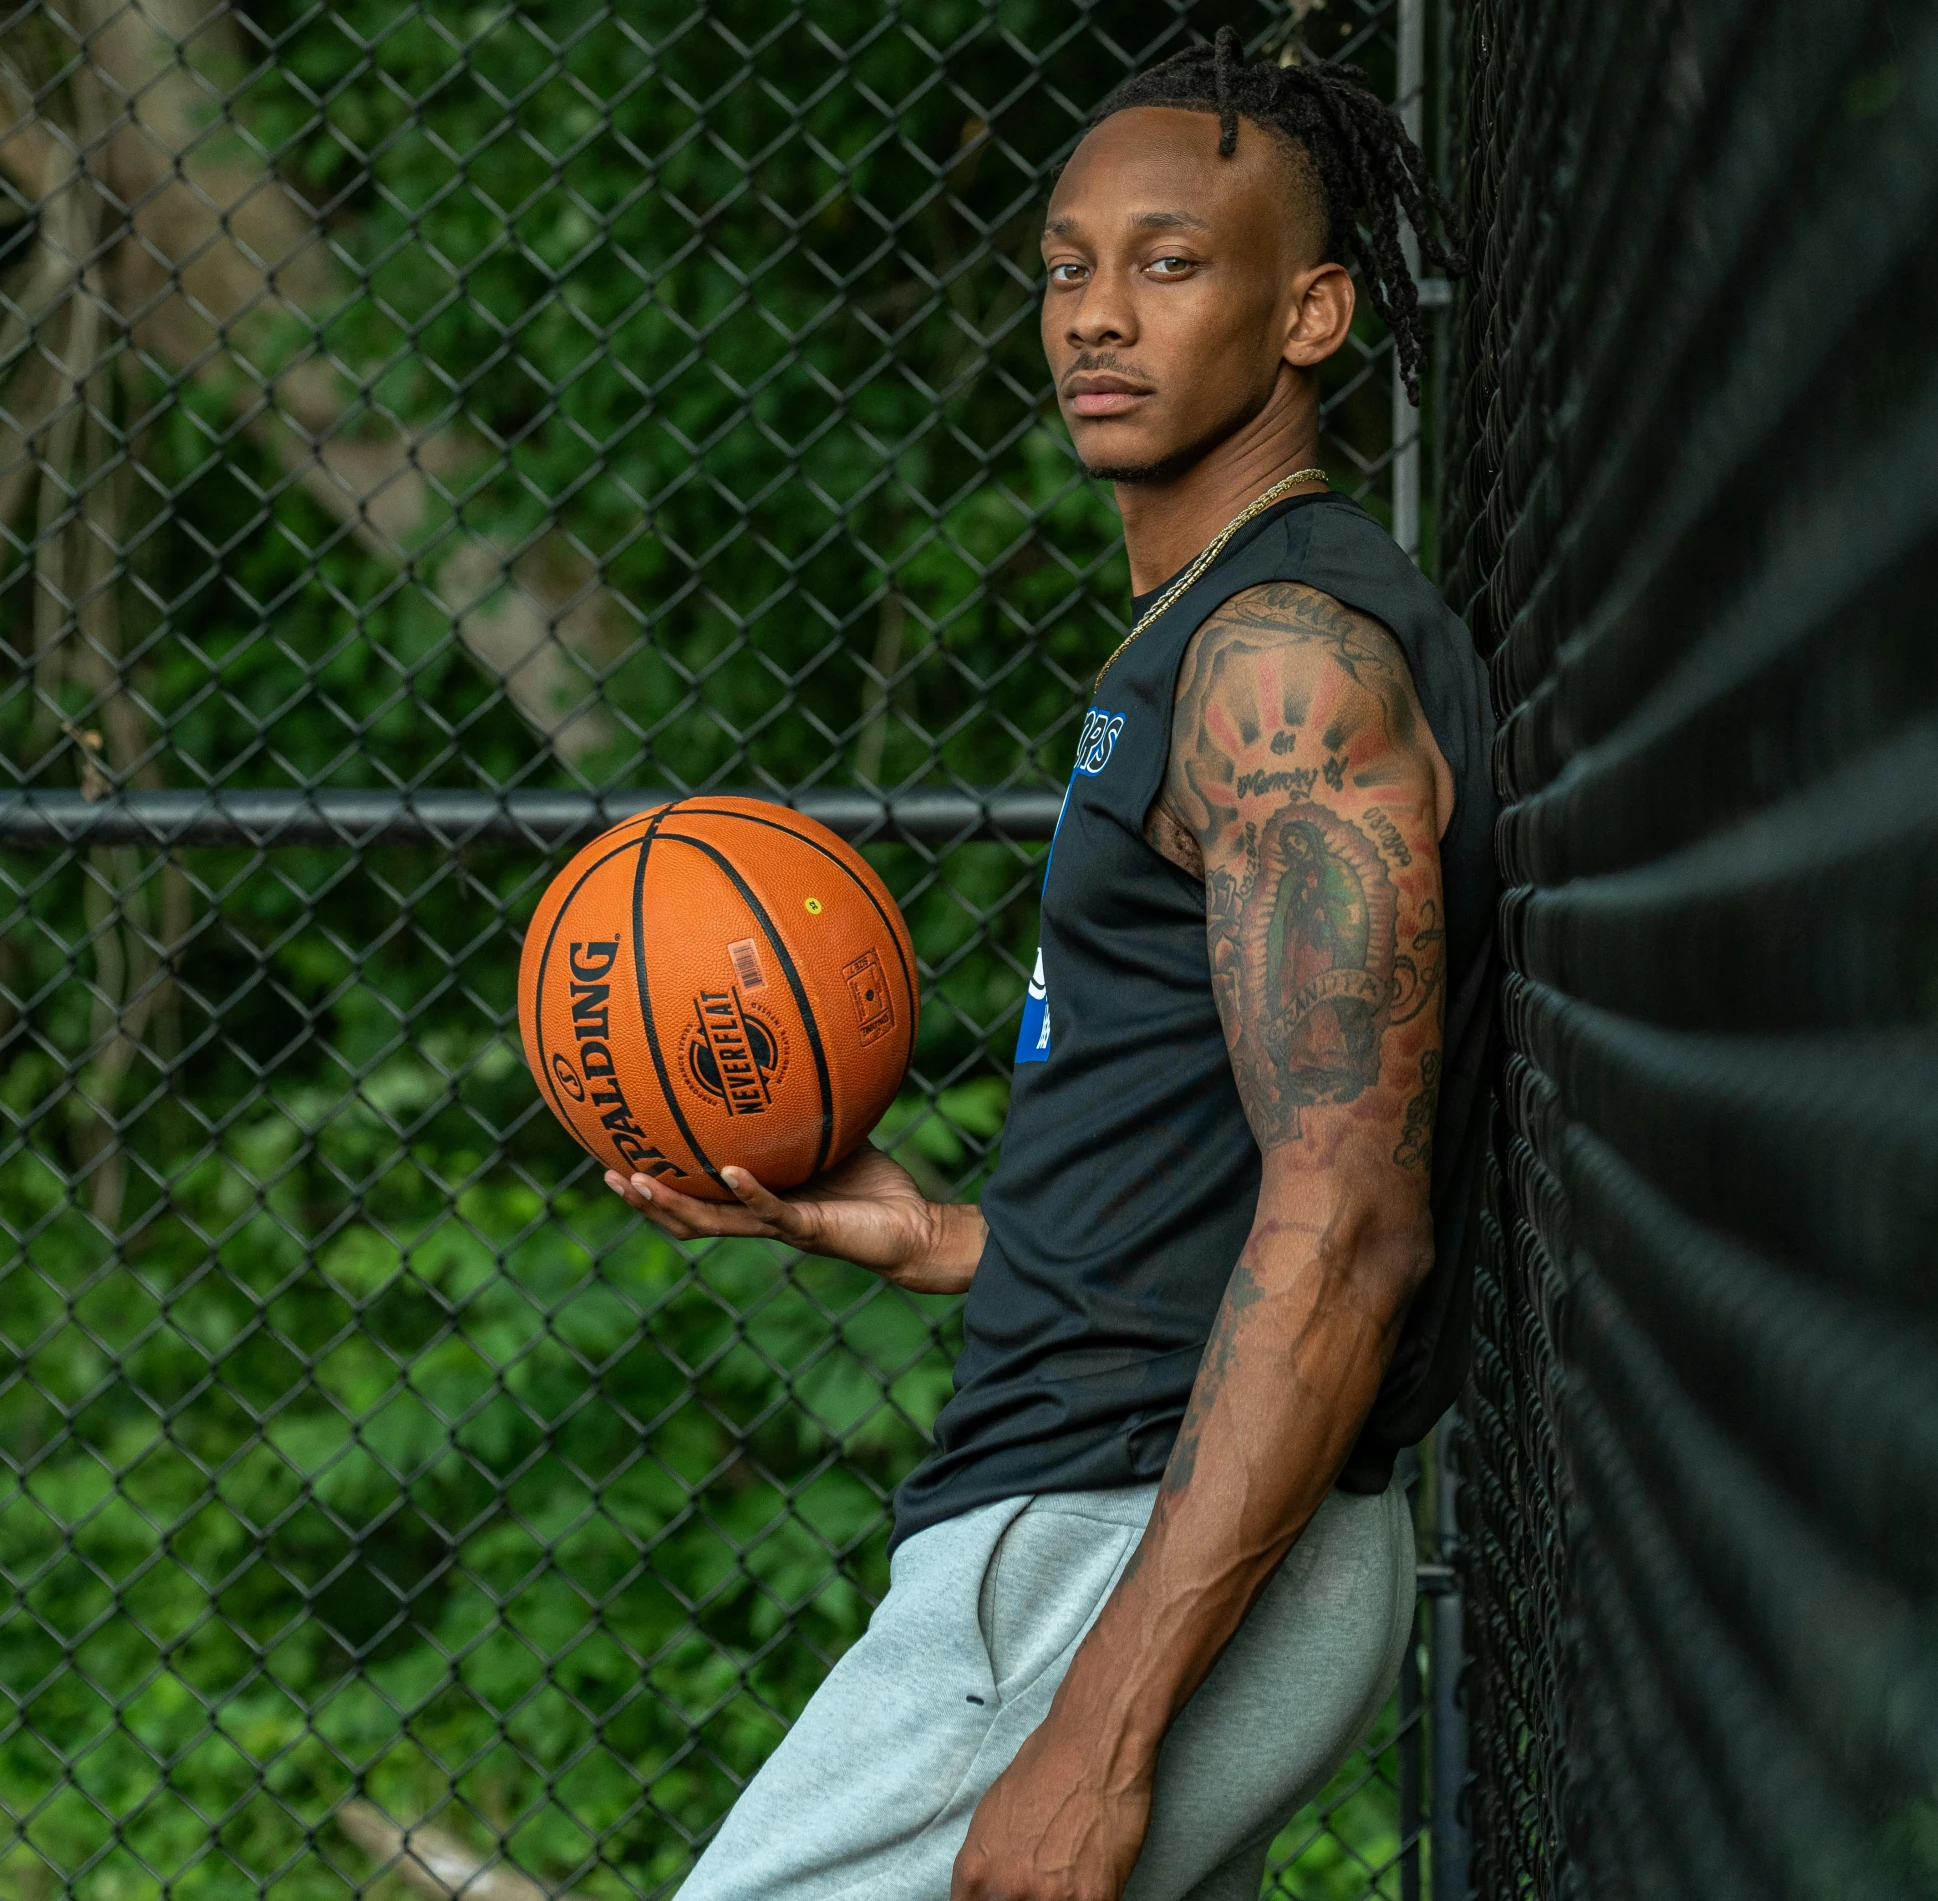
[1283,262,1357,372]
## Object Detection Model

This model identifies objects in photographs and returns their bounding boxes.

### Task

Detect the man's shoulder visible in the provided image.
[1195,578,1407,657]
[1190,491,1467,677]
[1173,580,1423,739]
[1281,493,1477,649]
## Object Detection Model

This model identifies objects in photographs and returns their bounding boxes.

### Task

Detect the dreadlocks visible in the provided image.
[1087,27,1464,404]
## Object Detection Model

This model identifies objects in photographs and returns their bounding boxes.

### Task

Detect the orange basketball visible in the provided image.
[518,797,918,1200]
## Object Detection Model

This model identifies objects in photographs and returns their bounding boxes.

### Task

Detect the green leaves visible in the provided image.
[0,3,1412,1892]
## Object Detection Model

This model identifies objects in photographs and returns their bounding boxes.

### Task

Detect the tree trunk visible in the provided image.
[1,0,625,762]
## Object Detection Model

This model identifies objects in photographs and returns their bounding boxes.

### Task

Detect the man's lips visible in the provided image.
[1063,374,1152,418]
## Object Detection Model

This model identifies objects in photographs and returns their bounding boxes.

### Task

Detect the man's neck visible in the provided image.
[1114,399,1325,596]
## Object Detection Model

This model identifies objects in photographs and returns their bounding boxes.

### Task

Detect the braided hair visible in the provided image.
[1087,27,1463,404]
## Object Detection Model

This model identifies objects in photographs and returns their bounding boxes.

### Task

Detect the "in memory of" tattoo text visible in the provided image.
[1235,766,1317,800]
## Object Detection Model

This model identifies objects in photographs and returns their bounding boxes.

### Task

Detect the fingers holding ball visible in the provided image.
[603,1165,785,1241]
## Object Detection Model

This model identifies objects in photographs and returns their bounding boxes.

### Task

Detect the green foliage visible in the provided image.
[1,1080,964,1896]
[0,1,1415,1894]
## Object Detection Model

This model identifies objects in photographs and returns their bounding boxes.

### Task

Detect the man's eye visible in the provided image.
[1151,256,1194,275]
[1048,262,1087,284]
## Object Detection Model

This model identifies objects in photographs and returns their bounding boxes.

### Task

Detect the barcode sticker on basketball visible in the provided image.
[727,937,767,990]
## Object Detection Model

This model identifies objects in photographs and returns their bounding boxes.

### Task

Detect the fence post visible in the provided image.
[1431,1415,1471,1900]
[1392,0,1426,560]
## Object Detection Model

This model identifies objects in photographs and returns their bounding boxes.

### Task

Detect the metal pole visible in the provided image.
[0,786,1067,849]
[1392,0,1426,561]
[1400,1616,1424,1901]
[1396,7,1463,1887]
[1392,1445,1424,1900]
[1431,1415,1472,1900]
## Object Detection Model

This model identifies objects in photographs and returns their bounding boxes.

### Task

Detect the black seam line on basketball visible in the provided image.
[661,830,837,1175]
[668,805,918,1035]
[532,810,673,1142]
[632,807,725,1186]
[533,834,652,1142]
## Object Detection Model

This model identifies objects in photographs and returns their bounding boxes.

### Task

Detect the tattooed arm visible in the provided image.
[954,582,1450,1901]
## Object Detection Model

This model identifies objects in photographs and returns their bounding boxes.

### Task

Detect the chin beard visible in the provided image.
[1078,444,1209,485]
[1075,400,1263,487]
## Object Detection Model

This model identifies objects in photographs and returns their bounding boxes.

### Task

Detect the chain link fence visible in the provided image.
[1441,0,1938,1894]
[0,4,1458,1895]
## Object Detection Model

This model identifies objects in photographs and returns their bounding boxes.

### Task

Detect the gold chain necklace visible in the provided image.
[1094,467,1328,690]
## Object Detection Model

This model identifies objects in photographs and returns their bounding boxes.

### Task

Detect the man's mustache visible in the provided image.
[1060,351,1156,391]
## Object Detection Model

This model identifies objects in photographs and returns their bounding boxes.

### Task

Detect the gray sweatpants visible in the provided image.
[679,1476,1415,1901]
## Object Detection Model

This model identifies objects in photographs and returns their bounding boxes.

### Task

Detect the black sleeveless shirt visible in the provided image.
[893,492,1498,1547]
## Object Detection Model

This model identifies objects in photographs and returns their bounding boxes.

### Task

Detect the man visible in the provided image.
[609,31,1495,1901]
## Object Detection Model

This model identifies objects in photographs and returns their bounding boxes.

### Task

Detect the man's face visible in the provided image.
[1041,106,1333,483]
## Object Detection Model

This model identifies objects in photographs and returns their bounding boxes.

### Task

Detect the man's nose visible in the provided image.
[1067,273,1135,348]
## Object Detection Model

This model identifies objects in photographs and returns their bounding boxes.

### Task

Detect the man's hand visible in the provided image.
[605,1143,985,1294]
[951,1715,1153,1901]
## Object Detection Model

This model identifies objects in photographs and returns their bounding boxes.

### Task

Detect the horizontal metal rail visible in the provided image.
[0,788,1066,849]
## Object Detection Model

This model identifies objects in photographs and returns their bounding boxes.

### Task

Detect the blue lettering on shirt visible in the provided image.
[1075,708,1125,776]
[1015,709,1123,1066]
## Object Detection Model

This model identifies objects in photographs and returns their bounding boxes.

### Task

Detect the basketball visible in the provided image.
[518,797,918,1200]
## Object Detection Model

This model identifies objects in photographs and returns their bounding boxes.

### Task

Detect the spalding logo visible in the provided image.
[683,987,788,1115]
[558,936,675,1178]
[1075,707,1125,776]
